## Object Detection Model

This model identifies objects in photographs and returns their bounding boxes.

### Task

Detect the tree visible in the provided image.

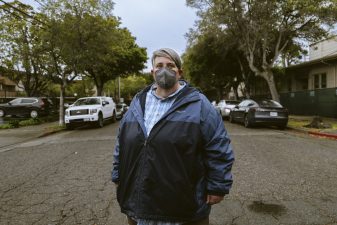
[187,0,337,102]
[104,73,153,103]
[183,27,249,100]
[41,0,146,126]
[80,16,147,96]
[39,0,103,125]
[0,1,51,96]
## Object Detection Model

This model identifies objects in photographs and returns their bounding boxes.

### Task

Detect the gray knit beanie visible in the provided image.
[151,48,182,69]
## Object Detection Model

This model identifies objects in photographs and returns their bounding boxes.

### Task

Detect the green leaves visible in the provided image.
[187,0,337,101]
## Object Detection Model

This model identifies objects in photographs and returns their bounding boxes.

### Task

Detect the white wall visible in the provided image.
[309,37,337,60]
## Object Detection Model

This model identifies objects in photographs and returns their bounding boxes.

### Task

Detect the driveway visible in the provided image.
[0,121,336,225]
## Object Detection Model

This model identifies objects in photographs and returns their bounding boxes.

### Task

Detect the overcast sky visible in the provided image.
[113,0,197,71]
[20,0,198,71]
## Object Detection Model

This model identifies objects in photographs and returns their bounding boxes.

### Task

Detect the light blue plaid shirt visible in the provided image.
[144,82,186,137]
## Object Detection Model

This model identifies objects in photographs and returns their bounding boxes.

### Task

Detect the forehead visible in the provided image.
[153,56,176,66]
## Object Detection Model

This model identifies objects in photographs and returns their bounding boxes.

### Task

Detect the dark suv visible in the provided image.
[0,97,54,118]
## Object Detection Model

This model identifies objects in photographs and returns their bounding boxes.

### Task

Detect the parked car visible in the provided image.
[0,97,54,118]
[64,96,117,129]
[229,99,288,129]
[116,103,129,119]
[216,100,240,118]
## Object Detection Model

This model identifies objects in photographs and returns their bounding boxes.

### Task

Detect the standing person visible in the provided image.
[112,48,234,225]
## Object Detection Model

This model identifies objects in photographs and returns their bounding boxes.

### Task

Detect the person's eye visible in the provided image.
[167,64,176,69]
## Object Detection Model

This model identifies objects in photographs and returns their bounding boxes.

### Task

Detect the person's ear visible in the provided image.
[151,69,156,80]
[178,69,183,79]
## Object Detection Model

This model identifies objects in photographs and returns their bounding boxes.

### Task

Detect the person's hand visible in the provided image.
[206,195,224,205]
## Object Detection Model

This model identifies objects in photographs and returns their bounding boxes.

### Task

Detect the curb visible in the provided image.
[37,129,65,138]
[288,126,337,140]
[37,125,66,138]
[308,131,337,140]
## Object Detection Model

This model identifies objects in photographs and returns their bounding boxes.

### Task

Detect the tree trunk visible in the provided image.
[260,71,280,102]
[96,84,103,96]
[233,87,239,100]
[216,86,222,101]
[59,76,66,126]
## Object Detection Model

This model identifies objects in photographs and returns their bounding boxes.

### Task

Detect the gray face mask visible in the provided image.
[155,68,177,89]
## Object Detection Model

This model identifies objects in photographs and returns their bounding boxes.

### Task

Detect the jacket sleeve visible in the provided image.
[200,95,235,196]
[111,129,120,184]
[111,95,139,184]
[112,112,127,183]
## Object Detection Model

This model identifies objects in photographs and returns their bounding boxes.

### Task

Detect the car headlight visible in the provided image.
[90,109,98,114]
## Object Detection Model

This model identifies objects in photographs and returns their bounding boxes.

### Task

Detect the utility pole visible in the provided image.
[118,76,121,102]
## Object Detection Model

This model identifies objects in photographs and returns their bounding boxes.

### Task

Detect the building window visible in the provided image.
[313,73,327,89]
[314,74,320,89]
[321,73,327,88]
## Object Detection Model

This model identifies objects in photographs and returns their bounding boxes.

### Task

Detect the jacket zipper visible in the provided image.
[136,137,148,214]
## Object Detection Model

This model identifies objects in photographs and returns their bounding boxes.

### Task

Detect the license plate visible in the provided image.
[270,112,278,117]
[84,118,90,121]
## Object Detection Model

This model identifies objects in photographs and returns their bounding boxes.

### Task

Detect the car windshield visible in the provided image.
[74,98,101,106]
[257,100,283,108]
[9,98,21,105]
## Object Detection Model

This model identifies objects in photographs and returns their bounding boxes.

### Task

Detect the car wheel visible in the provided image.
[0,109,5,117]
[96,113,104,128]
[66,123,74,130]
[229,113,234,123]
[111,111,117,123]
[30,110,39,118]
[244,114,252,128]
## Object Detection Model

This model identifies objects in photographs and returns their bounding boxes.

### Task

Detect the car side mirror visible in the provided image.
[8,102,11,105]
[64,103,69,108]
[234,105,239,109]
[102,101,109,106]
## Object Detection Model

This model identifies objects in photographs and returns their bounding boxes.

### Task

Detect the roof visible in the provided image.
[0,75,16,86]
[286,53,337,71]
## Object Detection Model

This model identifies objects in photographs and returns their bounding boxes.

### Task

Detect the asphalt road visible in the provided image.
[0,121,336,225]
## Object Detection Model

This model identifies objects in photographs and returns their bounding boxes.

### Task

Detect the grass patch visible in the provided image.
[288,115,337,131]
[0,115,58,129]
[0,123,14,129]
[287,120,308,128]
[19,118,41,126]
[8,120,20,128]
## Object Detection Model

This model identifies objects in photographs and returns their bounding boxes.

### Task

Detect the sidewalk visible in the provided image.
[0,121,61,148]
[287,115,337,140]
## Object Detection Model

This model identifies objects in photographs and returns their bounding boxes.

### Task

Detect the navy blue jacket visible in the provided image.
[112,83,234,222]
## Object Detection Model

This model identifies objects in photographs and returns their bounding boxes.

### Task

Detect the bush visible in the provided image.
[8,120,20,128]
[19,118,41,126]
[0,124,14,129]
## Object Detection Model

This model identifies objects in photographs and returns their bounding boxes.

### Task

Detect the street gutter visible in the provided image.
[287,126,337,140]
[307,131,337,140]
